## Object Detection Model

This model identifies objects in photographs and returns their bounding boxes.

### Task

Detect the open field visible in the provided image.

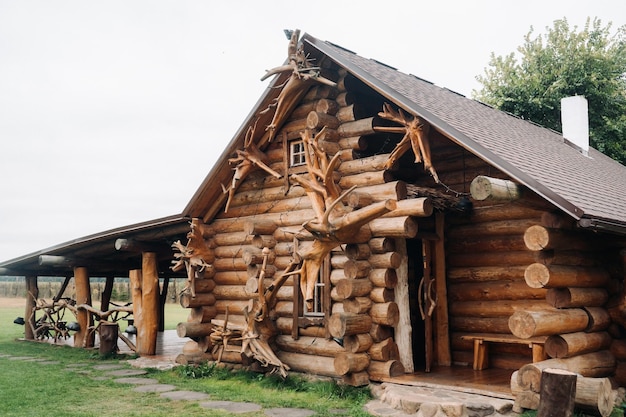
[0,298,372,417]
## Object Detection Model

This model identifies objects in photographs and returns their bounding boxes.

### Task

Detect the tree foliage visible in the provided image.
[473,18,626,164]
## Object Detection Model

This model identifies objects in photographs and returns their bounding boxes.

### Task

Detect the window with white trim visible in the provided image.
[289,140,306,167]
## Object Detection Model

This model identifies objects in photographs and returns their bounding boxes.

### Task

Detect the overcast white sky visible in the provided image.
[0,0,624,262]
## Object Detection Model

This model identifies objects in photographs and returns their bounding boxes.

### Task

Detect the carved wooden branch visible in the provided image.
[171,219,214,297]
[377,103,440,183]
[222,123,283,213]
[261,29,336,142]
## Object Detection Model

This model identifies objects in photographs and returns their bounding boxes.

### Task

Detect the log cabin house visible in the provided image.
[2,30,626,411]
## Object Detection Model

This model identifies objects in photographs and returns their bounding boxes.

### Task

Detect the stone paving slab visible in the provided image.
[106,369,148,377]
[160,390,210,401]
[133,384,177,393]
[200,400,263,414]
[114,377,159,385]
[264,407,316,417]
[38,360,61,365]
[8,356,35,361]
[93,364,126,370]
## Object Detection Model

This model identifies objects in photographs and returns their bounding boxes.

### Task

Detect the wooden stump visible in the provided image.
[99,322,119,356]
[537,368,577,417]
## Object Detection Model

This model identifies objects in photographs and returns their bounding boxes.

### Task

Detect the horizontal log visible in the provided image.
[370,323,393,342]
[447,219,539,239]
[338,153,391,175]
[214,300,249,315]
[243,221,278,235]
[307,111,340,129]
[447,235,528,253]
[339,170,393,189]
[188,306,218,324]
[338,117,381,137]
[328,312,372,338]
[212,285,256,300]
[368,252,402,269]
[343,297,372,314]
[275,335,344,357]
[342,371,370,387]
[335,91,355,107]
[524,264,611,289]
[544,331,612,358]
[523,225,593,251]
[343,260,372,279]
[277,351,337,377]
[368,216,418,238]
[369,238,395,254]
[251,235,277,249]
[535,250,597,267]
[368,337,399,361]
[223,196,313,219]
[274,317,326,338]
[367,360,405,381]
[448,251,538,268]
[584,307,611,332]
[370,287,394,303]
[339,136,368,151]
[336,103,374,122]
[448,280,547,302]
[213,231,250,247]
[336,279,372,300]
[450,316,511,334]
[213,257,248,271]
[242,248,276,265]
[213,271,249,285]
[546,287,608,308]
[450,300,551,318]
[315,98,339,115]
[176,322,214,338]
[447,266,527,282]
[470,175,522,201]
[344,333,373,353]
[370,302,399,326]
[180,292,216,308]
[194,279,216,293]
[369,268,398,288]
[345,244,371,260]
[334,352,370,376]
[508,309,589,339]
[517,351,616,392]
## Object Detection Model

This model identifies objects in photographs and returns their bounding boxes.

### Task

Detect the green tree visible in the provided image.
[473,18,626,164]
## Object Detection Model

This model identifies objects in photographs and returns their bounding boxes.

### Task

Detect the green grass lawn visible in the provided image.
[0,299,372,417]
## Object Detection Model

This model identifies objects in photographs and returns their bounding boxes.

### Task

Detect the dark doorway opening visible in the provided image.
[407,238,425,371]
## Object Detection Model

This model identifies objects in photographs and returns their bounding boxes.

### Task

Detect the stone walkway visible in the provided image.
[0,352,325,416]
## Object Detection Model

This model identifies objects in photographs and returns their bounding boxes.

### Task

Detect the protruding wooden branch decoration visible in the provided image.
[260,29,336,141]
[221,122,283,213]
[290,128,397,309]
[171,219,214,297]
[375,103,439,183]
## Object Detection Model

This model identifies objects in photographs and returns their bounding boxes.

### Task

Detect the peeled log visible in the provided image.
[180,293,216,308]
[188,306,218,323]
[368,216,418,238]
[277,351,337,377]
[470,175,521,201]
[545,331,612,358]
[328,312,372,338]
[584,307,611,332]
[509,309,589,339]
[370,287,394,303]
[342,371,370,387]
[176,322,214,338]
[449,280,547,302]
[334,352,370,375]
[344,333,373,353]
[336,279,372,299]
[518,351,616,392]
[370,302,399,326]
[275,335,344,357]
[368,338,399,361]
[369,252,402,269]
[367,360,405,381]
[381,198,433,218]
[524,225,592,251]
[343,297,372,314]
[369,268,398,288]
[344,260,372,279]
[524,264,610,289]
[546,287,608,308]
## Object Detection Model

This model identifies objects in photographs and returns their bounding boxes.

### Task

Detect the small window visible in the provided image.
[290,140,306,167]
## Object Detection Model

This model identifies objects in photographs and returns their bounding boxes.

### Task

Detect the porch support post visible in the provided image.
[434,212,451,366]
[24,275,38,340]
[394,238,414,372]
[74,266,94,348]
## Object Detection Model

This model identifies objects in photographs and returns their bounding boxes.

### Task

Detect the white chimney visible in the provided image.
[561,95,589,156]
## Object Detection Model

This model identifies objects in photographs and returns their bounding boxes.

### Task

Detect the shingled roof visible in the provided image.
[300,34,626,234]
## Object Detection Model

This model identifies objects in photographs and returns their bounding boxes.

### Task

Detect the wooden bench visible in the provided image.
[460,334,547,370]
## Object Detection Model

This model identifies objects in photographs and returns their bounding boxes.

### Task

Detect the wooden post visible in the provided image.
[24,275,38,340]
[140,252,159,355]
[470,175,522,201]
[99,321,119,356]
[101,275,114,312]
[74,267,94,348]
[393,238,413,373]
[158,277,169,332]
[433,213,451,366]
[537,368,577,417]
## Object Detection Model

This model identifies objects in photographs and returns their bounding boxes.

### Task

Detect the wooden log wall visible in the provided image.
[181,66,431,382]
[446,198,615,374]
